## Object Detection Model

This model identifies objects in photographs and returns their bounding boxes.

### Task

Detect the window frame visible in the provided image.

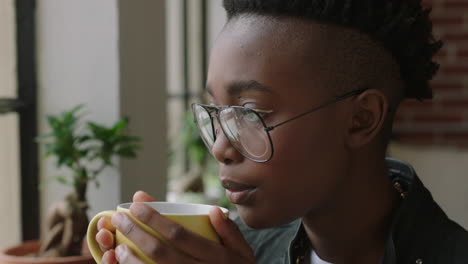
[16,0,39,241]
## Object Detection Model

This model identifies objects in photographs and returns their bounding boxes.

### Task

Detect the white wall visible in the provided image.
[0,114,20,248]
[0,0,16,95]
[389,143,468,229]
[37,0,120,232]
[0,0,21,247]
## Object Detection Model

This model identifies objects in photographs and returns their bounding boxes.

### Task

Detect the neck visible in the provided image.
[302,154,399,264]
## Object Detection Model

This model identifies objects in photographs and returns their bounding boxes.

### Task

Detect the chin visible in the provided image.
[236,205,297,229]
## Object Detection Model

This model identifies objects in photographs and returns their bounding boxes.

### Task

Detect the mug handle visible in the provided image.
[86,210,116,264]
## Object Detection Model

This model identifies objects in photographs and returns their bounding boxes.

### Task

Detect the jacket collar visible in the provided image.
[387,158,448,264]
[288,158,440,264]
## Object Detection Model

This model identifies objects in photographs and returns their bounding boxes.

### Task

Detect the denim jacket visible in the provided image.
[236,158,468,264]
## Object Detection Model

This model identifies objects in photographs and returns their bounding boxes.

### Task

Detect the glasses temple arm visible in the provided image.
[265,88,368,132]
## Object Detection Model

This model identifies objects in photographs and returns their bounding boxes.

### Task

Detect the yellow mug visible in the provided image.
[87,202,229,264]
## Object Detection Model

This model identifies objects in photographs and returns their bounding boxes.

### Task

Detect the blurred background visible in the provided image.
[0,0,466,248]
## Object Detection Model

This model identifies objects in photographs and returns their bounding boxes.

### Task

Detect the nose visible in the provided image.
[211,126,244,165]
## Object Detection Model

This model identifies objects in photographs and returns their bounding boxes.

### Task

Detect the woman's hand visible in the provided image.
[96,191,156,264]
[96,191,255,264]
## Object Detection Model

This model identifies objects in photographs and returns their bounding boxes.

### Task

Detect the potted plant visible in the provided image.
[0,105,141,264]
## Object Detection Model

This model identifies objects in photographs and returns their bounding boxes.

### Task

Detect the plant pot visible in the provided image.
[0,241,95,264]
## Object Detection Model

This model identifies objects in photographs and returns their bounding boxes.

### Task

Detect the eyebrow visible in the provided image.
[206,80,274,97]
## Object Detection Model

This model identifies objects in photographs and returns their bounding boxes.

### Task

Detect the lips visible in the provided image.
[221,179,256,191]
[221,179,257,204]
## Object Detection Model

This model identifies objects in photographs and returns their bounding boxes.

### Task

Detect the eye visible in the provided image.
[243,110,259,123]
[241,103,273,122]
[252,108,273,120]
[241,109,273,127]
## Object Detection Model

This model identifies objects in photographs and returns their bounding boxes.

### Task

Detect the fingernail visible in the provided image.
[115,244,128,262]
[130,202,144,211]
[114,245,122,261]
[130,203,150,219]
[111,212,124,227]
[115,245,121,255]
[219,207,228,220]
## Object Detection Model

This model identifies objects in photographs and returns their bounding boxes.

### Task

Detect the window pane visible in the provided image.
[0,0,17,97]
[0,114,21,247]
[0,0,21,247]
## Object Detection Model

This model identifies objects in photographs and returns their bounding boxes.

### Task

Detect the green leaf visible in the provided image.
[189,145,207,165]
[46,116,58,127]
[35,134,52,143]
[80,169,88,179]
[39,175,73,190]
[112,118,128,132]
[76,135,91,144]
[37,105,141,189]
[116,147,137,158]
[56,176,68,185]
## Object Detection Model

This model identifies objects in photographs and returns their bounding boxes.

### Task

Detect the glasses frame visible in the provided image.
[192,87,369,163]
[192,103,274,163]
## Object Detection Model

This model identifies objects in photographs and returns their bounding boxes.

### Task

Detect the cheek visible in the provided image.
[259,116,349,213]
[270,113,345,163]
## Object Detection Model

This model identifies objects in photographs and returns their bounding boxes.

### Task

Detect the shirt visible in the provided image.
[310,249,332,264]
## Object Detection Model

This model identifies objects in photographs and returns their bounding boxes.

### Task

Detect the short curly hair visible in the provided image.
[223,0,443,100]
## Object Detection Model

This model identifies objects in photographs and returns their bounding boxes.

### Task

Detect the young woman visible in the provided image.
[96,1,468,263]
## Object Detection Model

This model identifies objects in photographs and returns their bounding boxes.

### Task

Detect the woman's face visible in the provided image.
[206,16,354,228]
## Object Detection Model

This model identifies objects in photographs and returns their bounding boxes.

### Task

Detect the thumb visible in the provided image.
[132,190,157,202]
[209,207,254,259]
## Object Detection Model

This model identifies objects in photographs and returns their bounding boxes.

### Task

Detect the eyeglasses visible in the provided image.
[191,88,369,163]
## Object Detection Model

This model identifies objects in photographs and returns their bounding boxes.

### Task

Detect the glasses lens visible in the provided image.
[219,107,272,162]
[192,104,215,149]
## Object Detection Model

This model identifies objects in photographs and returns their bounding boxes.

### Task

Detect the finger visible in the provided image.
[115,244,145,264]
[112,226,196,264]
[133,191,156,202]
[209,207,254,259]
[102,249,118,264]
[98,216,116,233]
[129,203,221,261]
[96,229,115,251]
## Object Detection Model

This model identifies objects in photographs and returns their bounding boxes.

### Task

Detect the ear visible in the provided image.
[345,89,389,148]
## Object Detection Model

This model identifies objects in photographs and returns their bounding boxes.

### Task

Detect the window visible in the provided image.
[166,0,208,191]
[0,0,21,247]
[0,0,38,245]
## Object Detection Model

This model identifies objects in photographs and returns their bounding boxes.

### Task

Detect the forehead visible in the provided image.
[207,16,331,100]
[212,16,332,70]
